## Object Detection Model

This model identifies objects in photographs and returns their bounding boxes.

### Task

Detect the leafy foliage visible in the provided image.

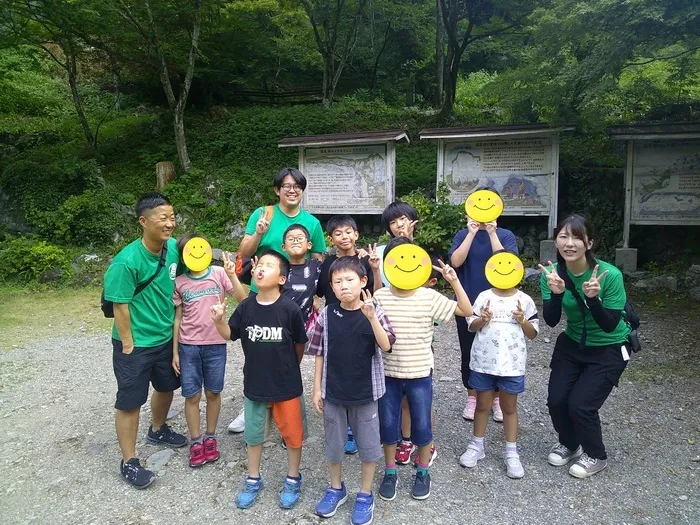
[0,237,72,283]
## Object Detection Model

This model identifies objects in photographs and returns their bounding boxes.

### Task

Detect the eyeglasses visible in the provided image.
[281,183,303,192]
[285,236,307,244]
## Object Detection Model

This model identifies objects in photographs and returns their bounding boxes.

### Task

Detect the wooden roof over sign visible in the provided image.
[419,123,575,140]
[278,130,409,148]
[609,122,700,140]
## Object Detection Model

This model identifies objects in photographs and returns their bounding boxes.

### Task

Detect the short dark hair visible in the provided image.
[554,215,597,269]
[383,236,413,260]
[176,233,209,259]
[381,201,418,237]
[136,192,171,217]
[326,215,358,235]
[428,253,441,281]
[329,256,367,281]
[273,167,307,190]
[258,249,290,280]
[283,223,310,242]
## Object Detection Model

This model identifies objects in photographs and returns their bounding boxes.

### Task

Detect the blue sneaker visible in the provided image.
[351,492,375,525]
[315,483,348,518]
[236,476,263,509]
[279,474,302,509]
[345,434,359,455]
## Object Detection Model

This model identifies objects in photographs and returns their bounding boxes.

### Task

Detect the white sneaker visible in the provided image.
[504,453,524,479]
[547,443,583,466]
[228,410,245,433]
[459,441,485,468]
[569,453,608,478]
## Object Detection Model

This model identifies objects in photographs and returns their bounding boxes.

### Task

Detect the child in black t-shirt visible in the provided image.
[211,250,308,511]
[280,223,322,326]
[308,257,395,525]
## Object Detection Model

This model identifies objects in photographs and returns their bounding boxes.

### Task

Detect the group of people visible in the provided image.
[103,167,634,525]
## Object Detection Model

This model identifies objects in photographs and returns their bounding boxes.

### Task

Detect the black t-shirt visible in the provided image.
[281,259,322,322]
[228,295,308,402]
[325,305,376,405]
[317,254,375,306]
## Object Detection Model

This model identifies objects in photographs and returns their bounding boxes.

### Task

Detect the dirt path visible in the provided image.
[1,295,699,524]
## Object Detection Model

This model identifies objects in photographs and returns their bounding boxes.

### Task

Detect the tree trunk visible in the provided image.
[435,0,445,107]
[155,161,176,189]
[322,54,332,107]
[440,48,460,118]
[173,113,191,173]
[65,49,97,156]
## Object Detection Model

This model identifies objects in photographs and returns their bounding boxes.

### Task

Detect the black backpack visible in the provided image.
[101,244,168,318]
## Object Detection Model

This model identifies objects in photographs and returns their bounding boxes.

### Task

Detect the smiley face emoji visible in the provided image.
[465,189,504,223]
[182,237,213,272]
[485,251,524,290]
[383,243,432,290]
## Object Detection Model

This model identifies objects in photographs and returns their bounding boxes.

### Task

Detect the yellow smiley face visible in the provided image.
[485,251,524,290]
[183,237,213,272]
[465,189,504,223]
[383,244,432,290]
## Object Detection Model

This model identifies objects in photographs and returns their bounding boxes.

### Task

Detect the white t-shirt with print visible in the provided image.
[467,289,539,377]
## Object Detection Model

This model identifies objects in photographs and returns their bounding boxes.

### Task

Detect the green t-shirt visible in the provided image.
[104,237,179,347]
[244,204,326,292]
[540,260,630,346]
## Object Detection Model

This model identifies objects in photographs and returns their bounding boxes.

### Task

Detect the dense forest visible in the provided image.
[0,0,698,285]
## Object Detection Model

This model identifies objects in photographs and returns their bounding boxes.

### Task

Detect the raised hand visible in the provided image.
[360,289,376,319]
[210,295,227,322]
[255,208,270,236]
[485,221,497,235]
[405,219,419,240]
[432,259,458,284]
[538,260,566,295]
[481,300,493,324]
[222,250,236,275]
[582,264,609,298]
[467,219,480,235]
[512,299,525,325]
[356,247,369,259]
[367,243,381,270]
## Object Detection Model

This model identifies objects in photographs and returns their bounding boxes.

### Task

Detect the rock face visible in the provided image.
[631,275,677,292]
[685,265,700,288]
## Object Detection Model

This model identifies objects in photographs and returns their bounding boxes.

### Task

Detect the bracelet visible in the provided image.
[518,318,525,325]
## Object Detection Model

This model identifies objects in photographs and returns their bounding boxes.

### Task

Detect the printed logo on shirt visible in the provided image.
[182,286,222,302]
[292,284,307,292]
[169,263,177,280]
[245,325,283,343]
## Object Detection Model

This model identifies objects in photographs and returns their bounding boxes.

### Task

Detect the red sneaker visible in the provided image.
[189,442,206,468]
[395,439,416,465]
[414,445,438,467]
[203,437,220,463]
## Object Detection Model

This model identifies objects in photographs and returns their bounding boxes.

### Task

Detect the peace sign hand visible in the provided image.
[255,208,270,236]
[360,289,376,320]
[222,251,236,276]
[582,264,609,298]
[210,296,227,322]
[367,243,381,270]
[538,261,565,295]
[480,300,493,324]
[512,299,525,325]
[432,259,458,284]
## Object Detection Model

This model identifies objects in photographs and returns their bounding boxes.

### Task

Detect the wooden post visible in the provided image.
[155,161,176,190]
[623,140,633,248]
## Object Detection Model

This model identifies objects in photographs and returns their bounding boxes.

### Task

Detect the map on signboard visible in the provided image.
[631,139,700,224]
[303,144,390,214]
[440,138,554,214]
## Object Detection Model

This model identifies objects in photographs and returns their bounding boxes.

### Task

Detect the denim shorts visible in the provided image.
[179,343,227,398]
[378,375,433,446]
[468,371,525,395]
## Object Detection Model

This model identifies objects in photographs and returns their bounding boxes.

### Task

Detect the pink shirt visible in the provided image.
[173,266,234,345]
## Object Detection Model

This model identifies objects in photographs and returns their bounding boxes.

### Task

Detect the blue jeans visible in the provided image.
[378,376,433,446]
[468,371,525,395]
[179,343,227,398]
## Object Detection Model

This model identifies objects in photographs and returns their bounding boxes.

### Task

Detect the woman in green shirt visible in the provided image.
[539,215,631,479]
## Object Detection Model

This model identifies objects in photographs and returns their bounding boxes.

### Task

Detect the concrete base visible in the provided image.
[615,248,638,273]
[539,240,557,264]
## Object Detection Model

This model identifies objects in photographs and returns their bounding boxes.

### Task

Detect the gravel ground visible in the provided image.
[1,296,699,525]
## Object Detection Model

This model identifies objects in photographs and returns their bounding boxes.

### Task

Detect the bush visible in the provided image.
[0,237,72,283]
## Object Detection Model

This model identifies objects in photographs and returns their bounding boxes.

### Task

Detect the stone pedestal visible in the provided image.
[539,240,557,264]
[615,248,638,273]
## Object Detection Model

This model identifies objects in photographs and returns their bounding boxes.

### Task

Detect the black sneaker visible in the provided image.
[147,424,187,448]
[412,471,430,500]
[120,458,155,489]
[378,471,398,501]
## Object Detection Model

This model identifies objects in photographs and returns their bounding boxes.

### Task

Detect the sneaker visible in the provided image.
[279,474,302,509]
[505,453,524,479]
[147,424,187,448]
[120,458,155,489]
[203,437,220,463]
[395,439,416,465]
[569,454,608,478]
[547,443,583,466]
[413,445,438,467]
[281,439,287,450]
[236,476,263,509]
[492,397,503,423]
[462,396,477,421]
[345,434,359,455]
[378,471,398,501]
[228,411,245,433]
[189,442,206,467]
[412,470,431,500]
[459,441,485,468]
[352,492,375,525]
[315,483,348,518]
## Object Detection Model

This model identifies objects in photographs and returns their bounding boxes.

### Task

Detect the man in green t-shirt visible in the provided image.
[103,193,186,489]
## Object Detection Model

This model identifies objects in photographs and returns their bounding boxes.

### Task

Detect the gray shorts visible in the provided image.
[323,400,383,464]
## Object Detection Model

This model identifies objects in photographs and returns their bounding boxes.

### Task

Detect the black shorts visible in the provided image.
[112,338,180,410]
